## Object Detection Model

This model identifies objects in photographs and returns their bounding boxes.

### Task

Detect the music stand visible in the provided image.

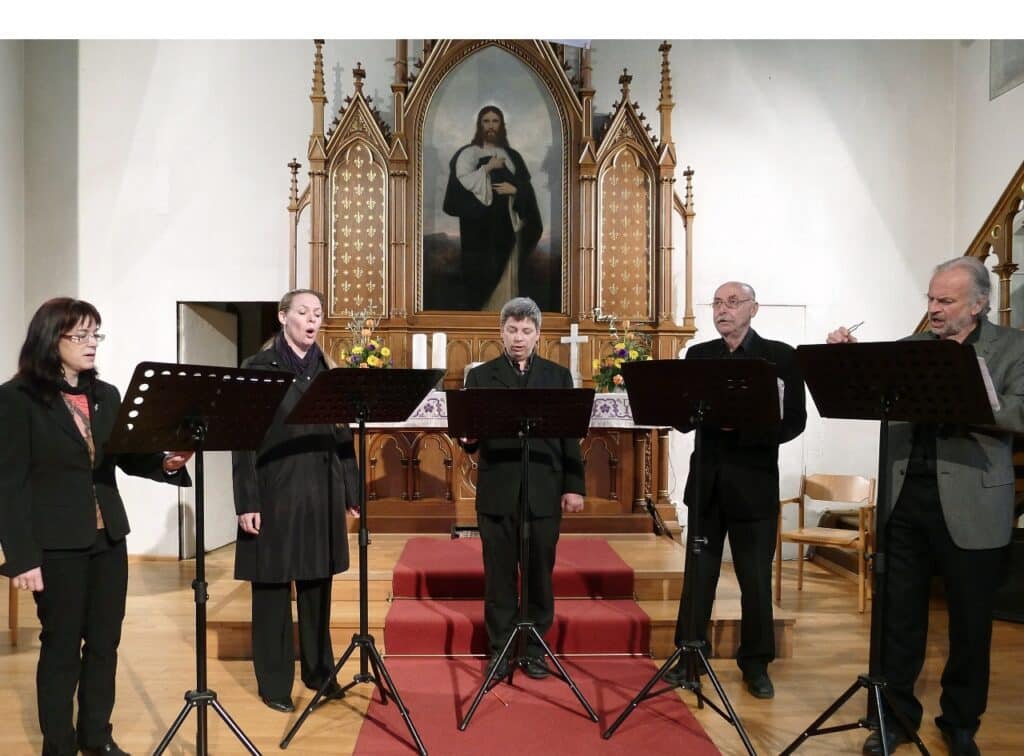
[780,340,994,755]
[278,367,443,755]
[106,361,294,756]
[604,358,780,755]
[447,387,600,730]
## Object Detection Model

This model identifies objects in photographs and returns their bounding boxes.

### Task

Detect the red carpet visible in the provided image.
[384,537,649,656]
[351,657,720,755]
[391,537,635,598]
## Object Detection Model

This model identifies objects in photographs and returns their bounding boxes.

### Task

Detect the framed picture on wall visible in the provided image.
[420,45,565,313]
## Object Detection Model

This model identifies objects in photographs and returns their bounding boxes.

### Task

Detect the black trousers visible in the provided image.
[251,578,336,699]
[477,511,561,657]
[34,531,127,756]
[676,487,777,675]
[881,473,1006,733]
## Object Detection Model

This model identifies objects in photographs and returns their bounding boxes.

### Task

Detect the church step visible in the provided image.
[345,512,659,534]
[382,598,650,655]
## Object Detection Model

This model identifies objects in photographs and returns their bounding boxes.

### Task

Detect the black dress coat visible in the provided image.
[231,347,359,583]
[464,355,586,516]
[682,329,807,520]
[0,376,189,577]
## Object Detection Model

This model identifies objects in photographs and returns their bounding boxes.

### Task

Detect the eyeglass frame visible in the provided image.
[61,332,107,344]
[711,297,754,310]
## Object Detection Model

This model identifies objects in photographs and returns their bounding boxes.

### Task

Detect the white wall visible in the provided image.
[55,39,1017,556]
[0,41,25,379]
[953,40,1024,254]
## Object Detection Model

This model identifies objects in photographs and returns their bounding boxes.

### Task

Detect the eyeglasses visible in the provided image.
[62,333,106,344]
[711,297,753,310]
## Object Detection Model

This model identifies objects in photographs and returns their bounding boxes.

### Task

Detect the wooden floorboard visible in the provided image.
[2,537,1023,754]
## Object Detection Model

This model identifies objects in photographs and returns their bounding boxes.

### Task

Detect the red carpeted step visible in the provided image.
[391,537,635,599]
[383,598,650,655]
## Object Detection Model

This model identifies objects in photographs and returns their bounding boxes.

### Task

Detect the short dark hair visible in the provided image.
[17,297,102,400]
[500,297,542,331]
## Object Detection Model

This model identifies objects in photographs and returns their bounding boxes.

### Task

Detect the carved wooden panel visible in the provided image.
[598,146,653,322]
[330,140,388,317]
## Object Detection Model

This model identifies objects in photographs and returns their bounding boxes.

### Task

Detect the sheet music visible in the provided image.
[977,356,1001,412]
[778,377,785,418]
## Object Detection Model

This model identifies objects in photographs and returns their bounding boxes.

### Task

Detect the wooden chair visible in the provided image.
[774,473,876,612]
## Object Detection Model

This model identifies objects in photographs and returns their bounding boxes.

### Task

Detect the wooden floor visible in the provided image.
[2,538,1023,755]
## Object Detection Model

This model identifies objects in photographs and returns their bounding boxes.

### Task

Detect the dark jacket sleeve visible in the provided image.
[776,344,807,445]
[0,387,42,576]
[557,365,586,496]
[458,366,482,454]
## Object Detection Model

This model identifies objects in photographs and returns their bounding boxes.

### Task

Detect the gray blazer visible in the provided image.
[889,318,1024,549]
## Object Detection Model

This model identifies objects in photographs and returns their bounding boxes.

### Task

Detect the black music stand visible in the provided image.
[603,358,780,755]
[780,340,994,756]
[278,368,443,755]
[106,361,294,756]
[447,387,600,730]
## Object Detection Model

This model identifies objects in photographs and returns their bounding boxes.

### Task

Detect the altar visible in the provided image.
[356,391,675,534]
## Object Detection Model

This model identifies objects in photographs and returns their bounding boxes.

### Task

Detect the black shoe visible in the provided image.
[260,694,295,713]
[863,727,913,755]
[941,728,980,756]
[79,740,130,756]
[521,655,551,680]
[309,679,345,702]
[742,670,775,699]
[663,660,688,686]
[487,655,511,681]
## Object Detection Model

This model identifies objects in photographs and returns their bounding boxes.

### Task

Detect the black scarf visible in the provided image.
[274,330,322,376]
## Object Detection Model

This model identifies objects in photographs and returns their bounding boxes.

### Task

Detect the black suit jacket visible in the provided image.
[682,329,807,520]
[0,377,189,577]
[464,355,586,517]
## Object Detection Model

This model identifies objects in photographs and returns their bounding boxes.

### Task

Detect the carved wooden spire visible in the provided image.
[310,39,326,139]
[658,42,673,147]
[618,68,632,101]
[353,61,366,93]
[288,158,300,210]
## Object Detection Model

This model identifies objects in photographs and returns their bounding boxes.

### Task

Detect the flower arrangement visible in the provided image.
[591,318,653,392]
[339,309,392,369]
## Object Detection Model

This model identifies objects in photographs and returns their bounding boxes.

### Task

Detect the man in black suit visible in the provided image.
[462,297,586,679]
[665,281,806,699]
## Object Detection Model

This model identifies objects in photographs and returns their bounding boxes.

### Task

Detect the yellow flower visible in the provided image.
[339,350,348,359]
[612,373,624,385]
[380,346,391,358]
[628,349,639,360]
[366,355,381,367]
[614,358,624,368]
[592,358,601,371]
[352,345,364,355]
[614,342,626,351]
[645,355,654,361]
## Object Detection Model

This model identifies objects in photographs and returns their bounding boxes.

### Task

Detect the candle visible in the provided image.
[431,332,447,370]
[412,333,428,370]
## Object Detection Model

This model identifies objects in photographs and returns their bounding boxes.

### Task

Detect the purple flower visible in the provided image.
[366,343,376,351]
[616,348,627,358]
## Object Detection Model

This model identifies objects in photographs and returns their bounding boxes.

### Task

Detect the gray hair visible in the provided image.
[933,256,991,317]
[499,297,542,330]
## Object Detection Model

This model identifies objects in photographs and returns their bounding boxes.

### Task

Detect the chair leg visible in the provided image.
[797,544,805,591]
[857,545,865,613]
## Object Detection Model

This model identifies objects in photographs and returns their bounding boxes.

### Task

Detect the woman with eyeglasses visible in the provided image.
[0,298,193,756]
[232,289,360,713]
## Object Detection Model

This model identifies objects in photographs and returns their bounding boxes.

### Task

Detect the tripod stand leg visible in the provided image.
[209,698,262,755]
[282,638,359,749]
[695,649,757,756]
[779,677,865,756]
[362,640,428,755]
[152,699,195,755]
[459,628,521,730]
[875,685,930,756]
[602,648,684,738]
[525,627,598,722]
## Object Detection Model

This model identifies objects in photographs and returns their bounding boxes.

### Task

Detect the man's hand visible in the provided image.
[238,512,261,535]
[492,182,517,195]
[484,156,505,173]
[561,493,584,513]
[826,326,858,344]
[163,451,193,472]
[12,567,43,592]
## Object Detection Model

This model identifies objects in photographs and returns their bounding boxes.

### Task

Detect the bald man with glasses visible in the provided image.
[664,281,806,699]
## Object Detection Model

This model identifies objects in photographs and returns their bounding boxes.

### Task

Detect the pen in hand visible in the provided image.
[846,321,864,335]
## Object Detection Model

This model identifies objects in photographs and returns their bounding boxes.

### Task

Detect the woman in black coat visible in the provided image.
[232,289,360,712]
[0,298,192,756]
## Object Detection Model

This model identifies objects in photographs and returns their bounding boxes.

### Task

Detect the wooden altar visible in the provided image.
[287,40,697,531]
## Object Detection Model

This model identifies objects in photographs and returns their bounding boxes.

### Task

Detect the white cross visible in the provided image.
[560,323,589,388]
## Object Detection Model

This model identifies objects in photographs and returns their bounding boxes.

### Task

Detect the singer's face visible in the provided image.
[279,292,323,354]
[927,268,984,342]
[501,317,540,363]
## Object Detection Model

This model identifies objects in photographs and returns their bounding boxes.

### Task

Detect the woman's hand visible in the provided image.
[238,512,261,535]
[163,451,193,472]
[12,567,43,592]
